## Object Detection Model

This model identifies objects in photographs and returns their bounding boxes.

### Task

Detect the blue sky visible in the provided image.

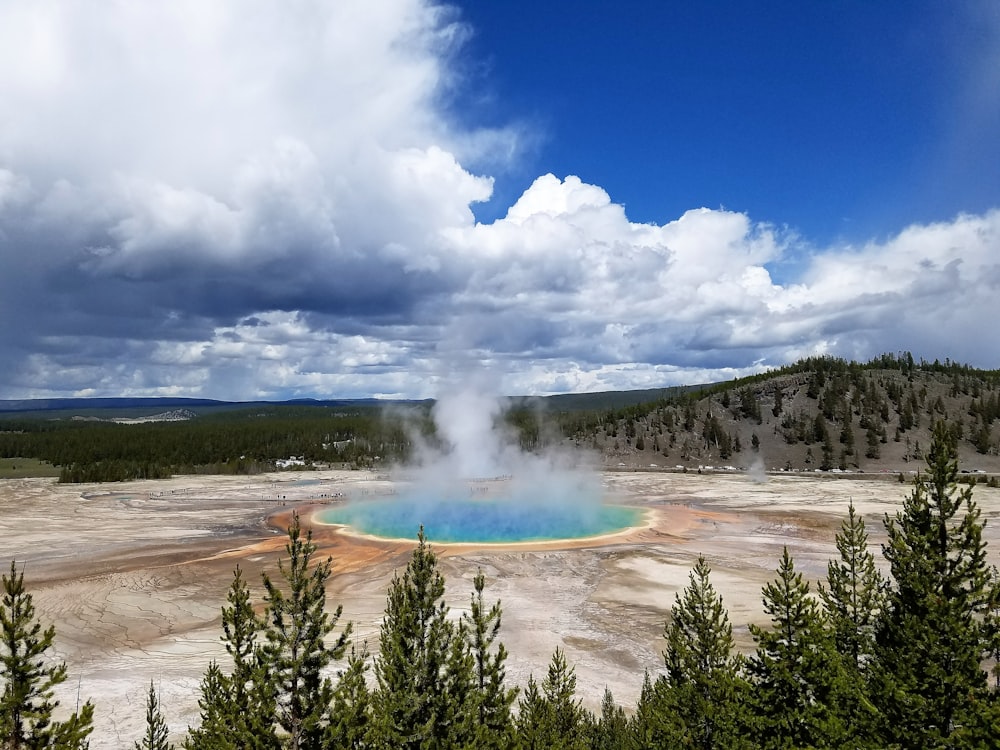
[455,1,999,242]
[0,0,997,400]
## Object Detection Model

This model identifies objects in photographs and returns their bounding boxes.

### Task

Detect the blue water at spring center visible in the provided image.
[316,490,642,544]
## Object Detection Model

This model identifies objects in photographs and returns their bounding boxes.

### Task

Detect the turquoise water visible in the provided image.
[317,490,642,543]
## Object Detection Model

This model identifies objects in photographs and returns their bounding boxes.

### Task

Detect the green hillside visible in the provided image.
[1,353,997,481]
[555,354,1000,477]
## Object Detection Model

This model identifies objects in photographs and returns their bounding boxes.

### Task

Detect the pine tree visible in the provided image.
[462,570,516,749]
[261,514,351,750]
[184,662,236,750]
[513,676,548,750]
[441,617,476,748]
[222,566,262,708]
[590,688,628,750]
[748,547,849,749]
[514,649,589,750]
[540,648,587,748]
[222,566,278,749]
[624,670,676,750]
[0,561,94,750]
[817,502,885,744]
[325,646,372,750]
[372,527,455,749]
[865,423,881,459]
[819,502,885,678]
[872,421,999,746]
[185,567,278,750]
[840,419,855,451]
[659,556,749,749]
[135,680,173,750]
[987,567,1000,692]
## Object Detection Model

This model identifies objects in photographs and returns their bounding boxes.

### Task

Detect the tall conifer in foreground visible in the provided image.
[819,502,885,679]
[590,687,628,750]
[135,680,172,750]
[224,565,279,748]
[372,527,455,749]
[0,561,94,750]
[872,421,999,746]
[817,502,884,745]
[185,567,278,750]
[184,662,234,750]
[513,675,548,750]
[658,555,750,749]
[627,672,659,749]
[748,547,848,749]
[539,647,589,748]
[324,645,372,750]
[514,648,590,750]
[462,570,516,749]
[262,514,352,750]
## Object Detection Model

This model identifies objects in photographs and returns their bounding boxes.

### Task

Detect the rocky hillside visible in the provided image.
[562,355,1000,477]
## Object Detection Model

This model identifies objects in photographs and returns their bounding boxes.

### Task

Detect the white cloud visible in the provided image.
[0,0,998,400]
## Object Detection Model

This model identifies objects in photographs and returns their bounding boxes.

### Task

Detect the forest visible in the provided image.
[3,422,1000,748]
[1,353,999,483]
[0,405,421,482]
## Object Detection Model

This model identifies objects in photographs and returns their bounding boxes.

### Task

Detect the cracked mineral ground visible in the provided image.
[3,470,998,748]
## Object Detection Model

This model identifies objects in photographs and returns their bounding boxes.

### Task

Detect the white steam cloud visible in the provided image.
[325,382,622,544]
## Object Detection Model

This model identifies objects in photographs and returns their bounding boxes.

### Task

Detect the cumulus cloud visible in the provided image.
[0,0,998,400]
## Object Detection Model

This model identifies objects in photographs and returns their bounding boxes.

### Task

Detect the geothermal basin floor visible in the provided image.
[2,470,999,748]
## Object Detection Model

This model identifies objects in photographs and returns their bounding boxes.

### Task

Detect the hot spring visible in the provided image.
[316,480,643,544]
[320,384,646,543]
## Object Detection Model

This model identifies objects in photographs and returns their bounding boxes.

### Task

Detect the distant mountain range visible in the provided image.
[0,396,392,415]
[0,389,692,417]
[0,397,225,413]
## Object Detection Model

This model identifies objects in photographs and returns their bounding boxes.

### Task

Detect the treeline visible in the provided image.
[4,423,1000,748]
[3,353,1000,482]
[0,406,423,482]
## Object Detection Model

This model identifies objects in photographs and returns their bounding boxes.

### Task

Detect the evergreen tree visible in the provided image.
[514,649,588,750]
[771,388,784,418]
[590,688,628,750]
[261,514,351,750]
[625,671,684,750]
[975,421,992,455]
[840,418,855,451]
[0,561,94,750]
[325,646,372,750]
[222,566,262,707]
[135,680,173,750]
[222,566,278,748]
[659,556,749,749]
[817,502,885,744]
[462,570,516,749]
[872,421,999,746]
[813,413,829,444]
[865,423,881,459]
[820,436,835,471]
[818,502,886,679]
[623,670,661,750]
[540,648,587,748]
[184,663,236,750]
[513,676,548,750]
[372,527,455,749]
[185,567,278,750]
[441,617,476,748]
[748,548,849,749]
[987,568,1000,693]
